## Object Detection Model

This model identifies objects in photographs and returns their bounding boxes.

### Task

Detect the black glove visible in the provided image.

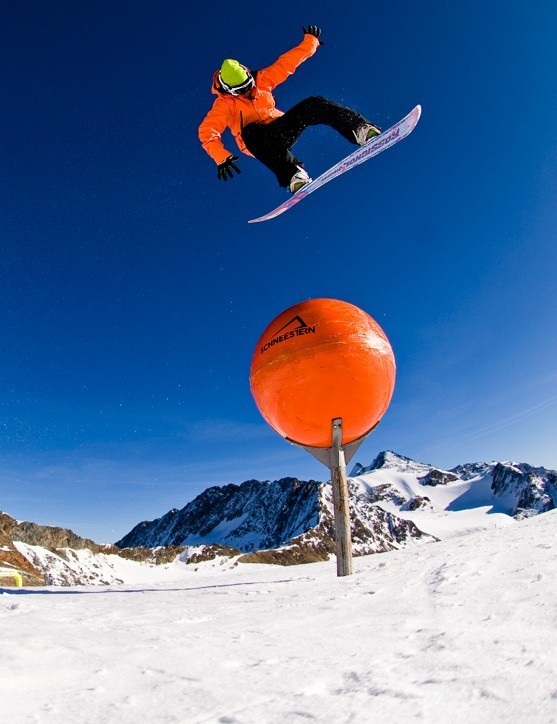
[303,26,323,44]
[217,155,240,181]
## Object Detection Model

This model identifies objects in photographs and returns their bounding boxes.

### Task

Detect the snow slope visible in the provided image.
[350,451,555,539]
[1,510,556,723]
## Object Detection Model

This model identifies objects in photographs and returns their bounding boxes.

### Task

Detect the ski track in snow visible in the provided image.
[1,511,557,723]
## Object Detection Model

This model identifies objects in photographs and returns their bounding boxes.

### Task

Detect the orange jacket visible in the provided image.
[198,34,320,165]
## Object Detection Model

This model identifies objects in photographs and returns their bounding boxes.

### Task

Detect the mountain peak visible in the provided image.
[350,451,428,477]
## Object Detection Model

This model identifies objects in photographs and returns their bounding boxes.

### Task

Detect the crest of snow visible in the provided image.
[351,450,431,476]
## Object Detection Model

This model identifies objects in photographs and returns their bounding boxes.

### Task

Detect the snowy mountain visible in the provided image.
[349,450,557,539]
[115,475,433,561]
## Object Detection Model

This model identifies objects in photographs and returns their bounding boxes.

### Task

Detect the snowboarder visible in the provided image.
[198,26,382,194]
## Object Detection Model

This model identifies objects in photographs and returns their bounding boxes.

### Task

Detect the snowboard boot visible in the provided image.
[353,123,382,146]
[289,167,312,194]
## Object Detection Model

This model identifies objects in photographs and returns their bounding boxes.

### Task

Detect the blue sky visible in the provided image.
[1,1,556,542]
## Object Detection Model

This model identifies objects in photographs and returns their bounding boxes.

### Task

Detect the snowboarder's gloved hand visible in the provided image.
[303,26,323,44]
[217,155,241,181]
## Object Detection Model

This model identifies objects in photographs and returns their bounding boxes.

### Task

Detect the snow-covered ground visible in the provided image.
[2,510,556,723]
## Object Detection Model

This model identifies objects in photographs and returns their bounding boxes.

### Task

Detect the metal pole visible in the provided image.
[330,419,353,577]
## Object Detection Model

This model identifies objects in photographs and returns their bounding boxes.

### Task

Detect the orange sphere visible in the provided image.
[250,298,396,448]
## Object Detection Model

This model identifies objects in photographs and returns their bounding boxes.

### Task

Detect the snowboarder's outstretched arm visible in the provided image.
[257,29,321,92]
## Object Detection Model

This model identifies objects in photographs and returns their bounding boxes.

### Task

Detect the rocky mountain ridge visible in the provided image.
[0,511,111,554]
[0,511,193,586]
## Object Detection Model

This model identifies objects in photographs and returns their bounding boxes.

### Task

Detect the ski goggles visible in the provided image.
[218,71,255,96]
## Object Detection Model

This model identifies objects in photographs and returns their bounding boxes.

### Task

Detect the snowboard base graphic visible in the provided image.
[248,104,421,223]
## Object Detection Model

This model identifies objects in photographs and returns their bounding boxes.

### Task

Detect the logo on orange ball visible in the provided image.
[259,315,317,354]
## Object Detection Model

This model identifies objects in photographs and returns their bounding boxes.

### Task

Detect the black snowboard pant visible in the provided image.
[241,95,370,188]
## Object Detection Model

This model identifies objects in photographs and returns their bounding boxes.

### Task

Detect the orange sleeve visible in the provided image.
[198,100,235,165]
[257,34,320,92]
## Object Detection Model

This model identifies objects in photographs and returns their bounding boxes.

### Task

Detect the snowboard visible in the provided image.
[248,104,421,224]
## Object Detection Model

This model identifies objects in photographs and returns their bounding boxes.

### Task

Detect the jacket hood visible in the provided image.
[211,70,223,95]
